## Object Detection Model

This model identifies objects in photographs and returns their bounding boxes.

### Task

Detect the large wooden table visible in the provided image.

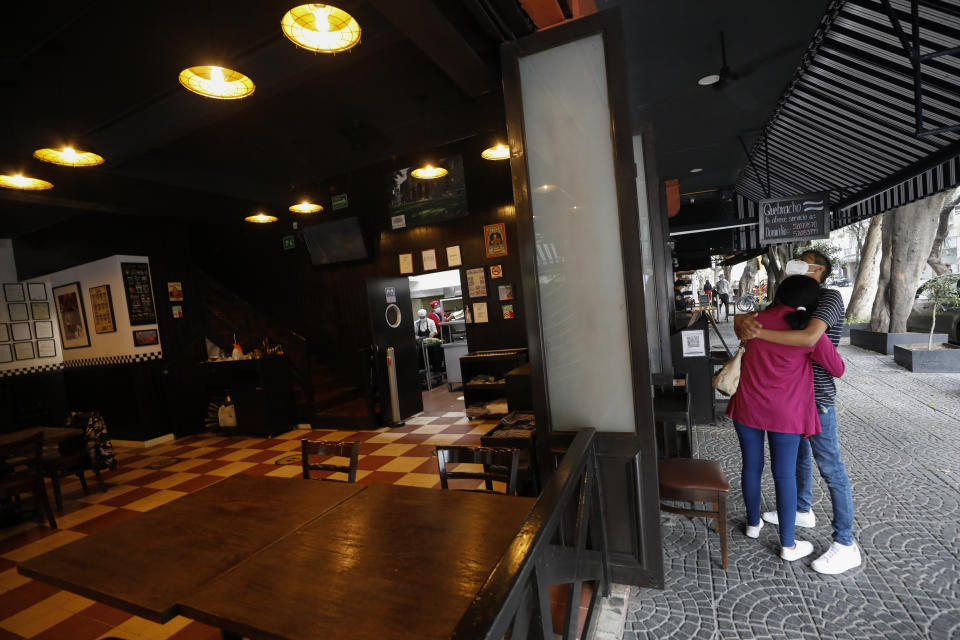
[19,475,535,639]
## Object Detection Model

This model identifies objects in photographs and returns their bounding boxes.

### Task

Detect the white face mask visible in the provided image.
[785,259,812,277]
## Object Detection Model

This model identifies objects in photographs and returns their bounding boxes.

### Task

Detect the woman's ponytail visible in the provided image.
[784,306,813,330]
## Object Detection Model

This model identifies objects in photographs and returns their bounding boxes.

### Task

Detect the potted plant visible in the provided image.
[893,274,960,372]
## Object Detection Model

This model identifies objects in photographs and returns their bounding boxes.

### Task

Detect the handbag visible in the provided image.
[712,343,745,396]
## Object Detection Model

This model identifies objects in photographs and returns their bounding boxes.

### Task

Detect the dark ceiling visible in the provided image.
[597,0,831,200]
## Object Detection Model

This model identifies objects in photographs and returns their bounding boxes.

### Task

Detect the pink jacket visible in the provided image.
[727,306,845,437]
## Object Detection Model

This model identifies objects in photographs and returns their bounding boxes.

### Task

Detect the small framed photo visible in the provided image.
[483,223,508,258]
[13,341,34,361]
[11,323,31,341]
[167,282,184,301]
[8,303,28,322]
[0,344,11,363]
[0,324,7,342]
[3,283,25,302]
[36,340,56,358]
[27,283,47,301]
[30,301,50,320]
[171,304,183,319]
[421,249,437,271]
[133,328,159,347]
[502,304,515,319]
[34,321,54,339]
[490,265,503,279]
[498,284,514,301]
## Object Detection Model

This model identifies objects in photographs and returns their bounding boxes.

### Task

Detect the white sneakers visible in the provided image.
[811,541,862,574]
[745,519,764,538]
[780,540,814,561]
[762,509,816,528]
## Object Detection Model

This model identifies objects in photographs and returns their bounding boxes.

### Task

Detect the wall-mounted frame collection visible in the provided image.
[121,262,157,325]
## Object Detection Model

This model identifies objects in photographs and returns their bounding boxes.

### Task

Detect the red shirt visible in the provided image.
[427,311,445,327]
[727,305,845,437]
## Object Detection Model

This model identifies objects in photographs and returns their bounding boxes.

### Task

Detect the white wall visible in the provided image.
[0,240,17,283]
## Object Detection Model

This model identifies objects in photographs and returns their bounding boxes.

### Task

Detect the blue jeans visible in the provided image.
[734,422,803,547]
[796,404,855,545]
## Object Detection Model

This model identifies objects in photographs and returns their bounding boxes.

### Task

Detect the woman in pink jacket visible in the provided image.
[727,275,845,562]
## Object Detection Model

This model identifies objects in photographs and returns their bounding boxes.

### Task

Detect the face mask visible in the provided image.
[785,259,811,276]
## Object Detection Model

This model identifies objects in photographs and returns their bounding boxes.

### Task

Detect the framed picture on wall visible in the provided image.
[0,344,11,363]
[8,303,28,322]
[34,321,54,339]
[30,301,50,320]
[27,283,46,301]
[0,324,7,342]
[120,262,157,326]
[3,283,24,302]
[133,328,159,347]
[498,284,514,301]
[11,323,31,341]
[52,282,91,350]
[88,284,116,334]
[13,341,34,361]
[483,223,508,258]
[37,340,56,358]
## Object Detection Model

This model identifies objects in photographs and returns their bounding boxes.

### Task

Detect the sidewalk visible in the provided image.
[625,329,960,639]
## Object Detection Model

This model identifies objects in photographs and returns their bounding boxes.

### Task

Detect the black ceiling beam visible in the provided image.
[368,0,499,97]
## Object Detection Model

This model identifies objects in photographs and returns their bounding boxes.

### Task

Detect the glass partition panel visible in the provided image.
[633,134,661,375]
[518,33,635,432]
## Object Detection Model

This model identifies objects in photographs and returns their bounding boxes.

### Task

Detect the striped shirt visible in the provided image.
[811,287,845,406]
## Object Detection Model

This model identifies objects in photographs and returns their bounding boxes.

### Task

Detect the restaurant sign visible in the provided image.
[758,191,830,245]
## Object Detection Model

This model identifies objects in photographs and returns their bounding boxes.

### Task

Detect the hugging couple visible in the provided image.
[729,250,860,575]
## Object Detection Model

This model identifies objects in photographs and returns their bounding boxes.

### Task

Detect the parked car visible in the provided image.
[906,284,960,346]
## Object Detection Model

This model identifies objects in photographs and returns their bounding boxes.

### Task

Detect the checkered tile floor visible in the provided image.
[0,411,499,640]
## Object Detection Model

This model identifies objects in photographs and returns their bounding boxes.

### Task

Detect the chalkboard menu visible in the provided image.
[121,262,157,325]
[758,191,830,245]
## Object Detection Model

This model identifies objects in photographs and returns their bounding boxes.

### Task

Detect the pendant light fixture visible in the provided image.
[289,202,323,213]
[282,4,361,53]
[411,165,447,180]
[245,212,278,223]
[33,146,104,167]
[179,65,255,100]
[481,144,510,161]
[0,174,53,190]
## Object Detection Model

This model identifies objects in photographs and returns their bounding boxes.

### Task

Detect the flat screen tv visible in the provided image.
[302,216,369,265]
[387,154,468,228]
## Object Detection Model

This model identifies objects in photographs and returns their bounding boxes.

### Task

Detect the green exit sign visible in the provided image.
[331,193,348,210]
[282,235,296,250]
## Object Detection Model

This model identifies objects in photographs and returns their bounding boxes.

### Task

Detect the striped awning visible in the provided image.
[733,0,960,250]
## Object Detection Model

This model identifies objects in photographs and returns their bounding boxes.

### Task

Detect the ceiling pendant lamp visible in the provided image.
[245,212,278,223]
[0,174,53,190]
[282,4,361,53]
[289,202,323,213]
[33,146,104,167]
[179,65,255,100]
[411,165,447,180]
[481,144,510,161]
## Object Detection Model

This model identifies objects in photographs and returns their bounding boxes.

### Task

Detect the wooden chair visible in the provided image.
[43,424,106,511]
[300,440,360,483]
[0,433,57,528]
[658,458,729,569]
[435,445,519,496]
[653,374,693,458]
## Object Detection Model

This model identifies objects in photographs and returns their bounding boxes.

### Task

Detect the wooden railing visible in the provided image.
[452,428,610,640]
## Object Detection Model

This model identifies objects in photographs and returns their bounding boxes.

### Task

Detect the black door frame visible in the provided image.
[501,8,663,587]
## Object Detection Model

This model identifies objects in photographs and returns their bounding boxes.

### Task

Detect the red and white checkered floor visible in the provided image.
[0,410,499,640]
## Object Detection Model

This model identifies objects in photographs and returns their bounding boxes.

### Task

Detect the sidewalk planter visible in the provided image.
[850,329,948,355]
[841,323,869,338]
[893,343,960,372]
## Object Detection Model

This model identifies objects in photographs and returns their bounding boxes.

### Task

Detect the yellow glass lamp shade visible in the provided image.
[282,4,361,53]
[0,174,53,190]
[179,66,255,100]
[481,144,510,160]
[33,146,104,167]
[245,213,278,223]
[411,165,448,180]
[289,202,323,213]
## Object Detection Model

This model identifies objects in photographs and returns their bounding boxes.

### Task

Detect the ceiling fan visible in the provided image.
[699,31,737,87]
[698,31,757,111]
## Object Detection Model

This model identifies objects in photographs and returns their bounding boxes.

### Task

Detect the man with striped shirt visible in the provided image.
[736,250,861,575]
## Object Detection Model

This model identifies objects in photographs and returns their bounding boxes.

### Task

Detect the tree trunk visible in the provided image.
[739,257,758,296]
[926,190,957,276]
[871,192,947,332]
[847,214,883,321]
[763,244,792,300]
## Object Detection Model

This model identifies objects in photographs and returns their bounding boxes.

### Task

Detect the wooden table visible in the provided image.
[0,427,81,451]
[20,476,535,639]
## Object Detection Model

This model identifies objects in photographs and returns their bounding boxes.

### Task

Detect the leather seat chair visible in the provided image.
[658,458,730,569]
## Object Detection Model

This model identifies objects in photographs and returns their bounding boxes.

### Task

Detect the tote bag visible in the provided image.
[712,343,745,396]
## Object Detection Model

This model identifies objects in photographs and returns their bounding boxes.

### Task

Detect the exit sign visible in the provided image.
[331,193,348,210]
[282,235,295,250]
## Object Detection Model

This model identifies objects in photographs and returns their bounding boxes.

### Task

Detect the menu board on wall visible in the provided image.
[120,262,157,326]
[758,191,830,245]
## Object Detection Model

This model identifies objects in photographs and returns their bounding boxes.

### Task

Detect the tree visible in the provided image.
[739,256,759,296]
[795,240,843,277]
[926,187,960,276]
[761,244,792,299]
[918,274,960,349]
[846,213,883,321]
[870,191,949,333]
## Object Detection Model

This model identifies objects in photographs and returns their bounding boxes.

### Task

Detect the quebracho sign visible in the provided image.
[758,191,830,245]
